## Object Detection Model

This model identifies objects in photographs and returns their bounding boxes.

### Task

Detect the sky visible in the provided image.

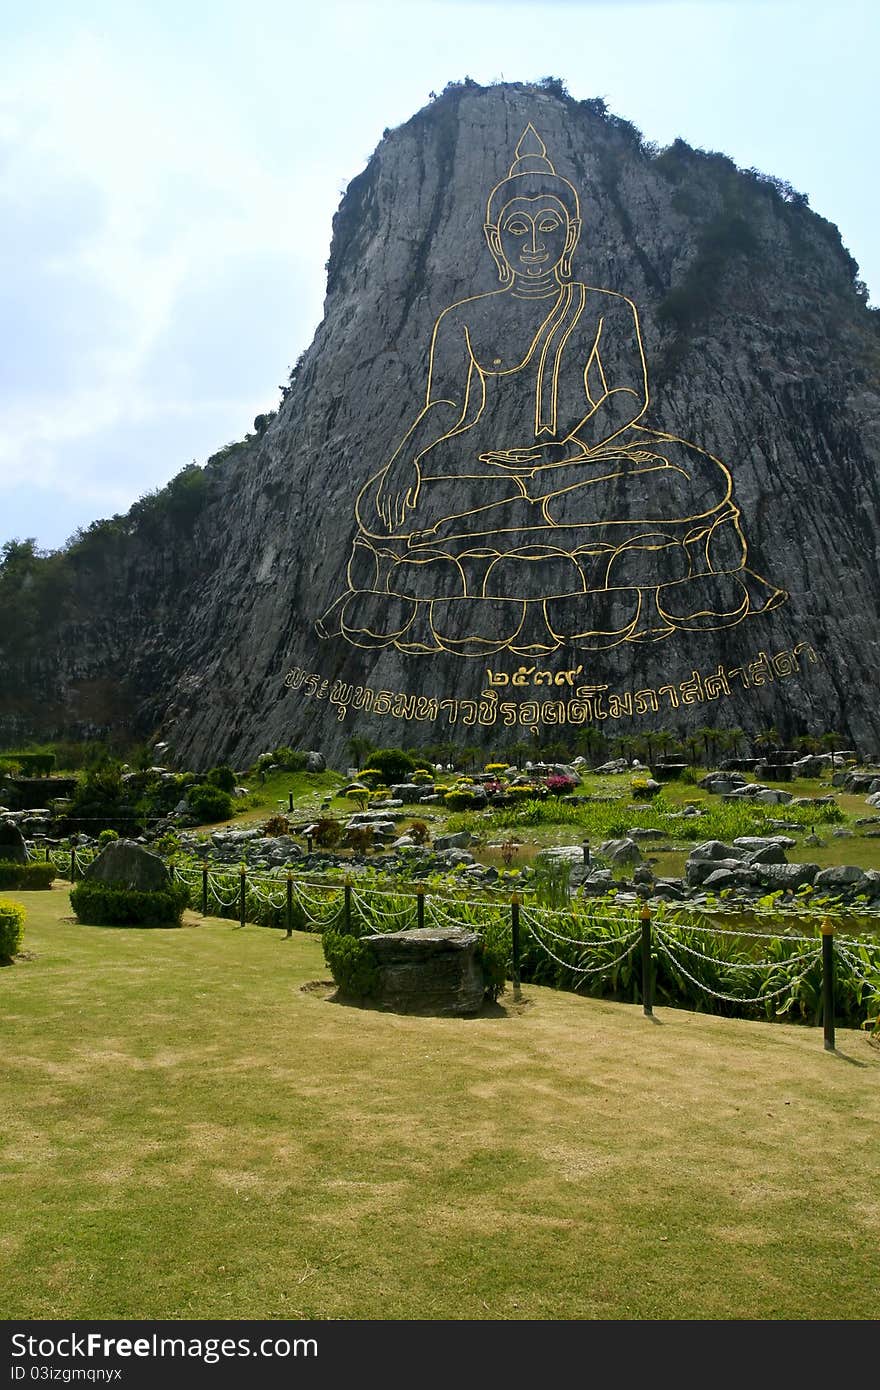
[1,0,877,553]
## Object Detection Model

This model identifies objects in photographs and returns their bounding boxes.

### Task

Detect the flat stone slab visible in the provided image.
[365,926,485,1016]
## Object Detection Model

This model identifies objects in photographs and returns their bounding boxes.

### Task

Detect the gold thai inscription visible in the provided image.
[284,643,818,730]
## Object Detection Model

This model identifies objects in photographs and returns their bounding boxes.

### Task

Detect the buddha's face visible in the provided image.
[495,195,578,280]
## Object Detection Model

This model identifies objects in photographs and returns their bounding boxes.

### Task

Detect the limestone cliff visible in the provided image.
[2,81,879,766]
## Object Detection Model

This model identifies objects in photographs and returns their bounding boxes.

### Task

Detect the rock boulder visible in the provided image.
[83,840,170,892]
[365,927,485,1015]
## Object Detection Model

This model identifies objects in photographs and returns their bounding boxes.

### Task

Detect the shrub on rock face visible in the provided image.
[186,784,234,823]
[98,828,119,846]
[70,880,189,927]
[0,899,25,961]
[0,861,56,890]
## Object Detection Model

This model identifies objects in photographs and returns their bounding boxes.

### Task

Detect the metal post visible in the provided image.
[239,868,247,929]
[640,903,653,1017]
[45,845,50,863]
[416,885,425,930]
[822,918,835,1052]
[307,834,313,856]
[201,864,209,916]
[344,879,352,934]
[70,847,76,882]
[288,792,294,813]
[582,841,591,867]
[286,873,294,937]
[511,892,521,1001]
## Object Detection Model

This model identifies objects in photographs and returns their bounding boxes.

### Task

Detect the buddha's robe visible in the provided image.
[318,283,783,652]
[355,284,742,598]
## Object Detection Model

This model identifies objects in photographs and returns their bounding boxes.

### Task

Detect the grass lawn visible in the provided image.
[2,886,878,1321]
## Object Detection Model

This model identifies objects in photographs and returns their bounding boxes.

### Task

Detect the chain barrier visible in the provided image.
[350,888,416,931]
[207,879,241,909]
[835,944,880,989]
[655,936,822,1006]
[653,923,816,975]
[523,919,641,979]
[519,903,639,946]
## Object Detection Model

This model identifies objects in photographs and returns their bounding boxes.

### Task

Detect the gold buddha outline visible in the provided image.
[316,124,787,658]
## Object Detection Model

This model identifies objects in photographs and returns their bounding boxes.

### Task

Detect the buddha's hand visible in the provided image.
[479,441,586,472]
[375,460,421,532]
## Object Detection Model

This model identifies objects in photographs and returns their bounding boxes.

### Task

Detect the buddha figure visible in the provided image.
[317,125,785,657]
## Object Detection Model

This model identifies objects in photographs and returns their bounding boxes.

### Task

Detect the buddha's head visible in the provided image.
[484,124,581,287]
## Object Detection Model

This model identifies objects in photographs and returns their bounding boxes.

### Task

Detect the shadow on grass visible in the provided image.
[301,978,527,1021]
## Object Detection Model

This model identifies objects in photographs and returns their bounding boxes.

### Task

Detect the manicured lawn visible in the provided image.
[3,886,878,1320]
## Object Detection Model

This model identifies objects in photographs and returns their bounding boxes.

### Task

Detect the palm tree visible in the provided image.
[346,736,374,771]
[820,731,844,767]
[754,727,780,759]
[508,740,531,770]
[574,727,606,767]
[684,734,702,766]
[697,724,722,770]
[726,726,747,759]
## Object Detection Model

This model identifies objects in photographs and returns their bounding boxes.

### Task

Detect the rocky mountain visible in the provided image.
[2,79,879,766]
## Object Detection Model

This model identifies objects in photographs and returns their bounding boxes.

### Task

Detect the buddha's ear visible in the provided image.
[560,217,582,281]
[484,224,512,284]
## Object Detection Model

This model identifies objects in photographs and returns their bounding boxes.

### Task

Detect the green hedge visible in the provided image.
[187,784,234,823]
[70,879,189,927]
[5,752,55,777]
[322,929,381,999]
[0,899,25,961]
[0,861,57,890]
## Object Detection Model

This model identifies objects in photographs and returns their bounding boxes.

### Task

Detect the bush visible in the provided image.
[477,930,508,1002]
[322,929,380,999]
[359,768,385,789]
[98,828,119,846]
[206,764,236,793]
[65,763,142,835]
[270,747,308,772]
[444,790,482,811]
[0,899,25,961]
[264,814,291,836]
[0,861,56,890]
[367,748,417,783]
[154,831,181,856]
[311,818,342,849]
[6,751,56,777]
[347,826,374,854]
[187,784,234,823]
[70,879,189,927]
